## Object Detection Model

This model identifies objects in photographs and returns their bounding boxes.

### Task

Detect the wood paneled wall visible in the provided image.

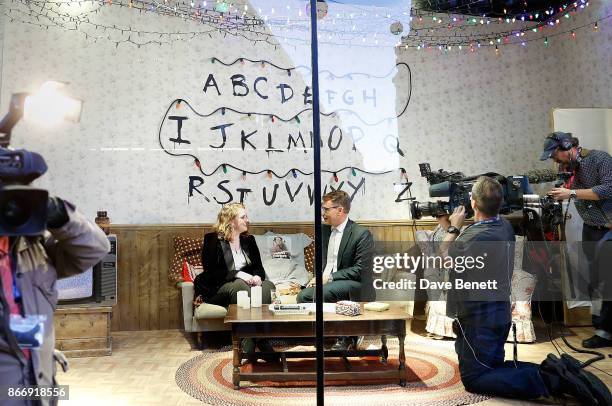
[108,219,438,331]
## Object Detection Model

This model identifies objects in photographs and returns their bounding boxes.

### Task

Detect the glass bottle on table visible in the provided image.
[95,210,111,235]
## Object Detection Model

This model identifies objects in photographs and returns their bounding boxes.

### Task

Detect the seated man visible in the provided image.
[297,190,374,350]
[442,176,609,404]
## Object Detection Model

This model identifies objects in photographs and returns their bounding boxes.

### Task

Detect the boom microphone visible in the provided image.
[525,168,558,184]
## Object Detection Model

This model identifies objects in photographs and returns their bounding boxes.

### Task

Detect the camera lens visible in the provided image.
[1,196,29,227]
[0,186,49,236]
[410,201,422,219]
[411,201,450,219]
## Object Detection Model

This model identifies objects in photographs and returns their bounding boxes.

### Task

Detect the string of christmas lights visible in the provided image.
[7,0,281,47]
[211,57,409,80]
[157,97,408,179]
[183,159,409,180]
[159,60,411,129]
[405,12,611,53]
[6,0,605,52]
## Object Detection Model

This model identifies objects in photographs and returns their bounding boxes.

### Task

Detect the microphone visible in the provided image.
[525,168,558,184]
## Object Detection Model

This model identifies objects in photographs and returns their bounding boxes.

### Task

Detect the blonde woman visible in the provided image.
[193,203,277,361]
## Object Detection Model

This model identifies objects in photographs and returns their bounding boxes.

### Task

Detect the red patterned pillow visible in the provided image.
[304,232,314,275]
[170,236,203,283]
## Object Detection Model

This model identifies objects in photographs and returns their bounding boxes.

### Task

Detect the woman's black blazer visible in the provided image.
[194,232,265,302]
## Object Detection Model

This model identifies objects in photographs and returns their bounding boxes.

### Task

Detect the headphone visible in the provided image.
[547,132,574,151]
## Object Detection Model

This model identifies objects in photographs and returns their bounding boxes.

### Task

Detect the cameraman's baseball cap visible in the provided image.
[540,132,572,161]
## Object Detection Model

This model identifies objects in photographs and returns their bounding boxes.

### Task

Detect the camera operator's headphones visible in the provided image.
[547,132,574,151]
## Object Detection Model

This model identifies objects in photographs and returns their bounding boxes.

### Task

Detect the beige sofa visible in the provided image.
[173,231,417,348]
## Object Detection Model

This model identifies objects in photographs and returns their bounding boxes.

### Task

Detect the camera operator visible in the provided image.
[441,176,606,403]
[541,132,612,349]
[0,150,109,406]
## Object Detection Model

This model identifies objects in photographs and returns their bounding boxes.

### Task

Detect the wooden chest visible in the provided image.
[54,306,112,357]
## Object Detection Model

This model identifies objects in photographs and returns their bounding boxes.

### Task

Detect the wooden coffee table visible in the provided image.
[225,303,409,389]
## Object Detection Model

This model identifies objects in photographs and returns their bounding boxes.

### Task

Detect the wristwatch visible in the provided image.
[569,190,577,199]
[446,226,460,235]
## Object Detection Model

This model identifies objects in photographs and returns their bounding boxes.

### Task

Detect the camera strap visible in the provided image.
[462,216,501,234]
[472,216,500,227]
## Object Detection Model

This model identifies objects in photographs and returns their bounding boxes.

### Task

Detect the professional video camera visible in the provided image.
[410,163,525,219]
[522,193,564,231]
[0,149,50,236]
[409,163,566,236]
[0,83,81,236]
[519,168,568,233]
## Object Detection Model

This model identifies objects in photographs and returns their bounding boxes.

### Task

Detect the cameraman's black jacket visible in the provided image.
[446,217,515,323]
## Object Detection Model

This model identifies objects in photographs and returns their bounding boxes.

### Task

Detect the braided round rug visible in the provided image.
[176,337,488,406]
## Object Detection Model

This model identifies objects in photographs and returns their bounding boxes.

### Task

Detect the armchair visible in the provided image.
[180,281,230,349]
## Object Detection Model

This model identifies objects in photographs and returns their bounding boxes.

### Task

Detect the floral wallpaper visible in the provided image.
[0,1,610,224]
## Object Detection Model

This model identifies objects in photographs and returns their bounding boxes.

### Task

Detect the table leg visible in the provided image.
[398,332,406,387]
[380,335,388,364]
[232,332,241,389]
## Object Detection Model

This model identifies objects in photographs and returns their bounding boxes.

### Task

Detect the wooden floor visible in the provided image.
[57,324,612,406]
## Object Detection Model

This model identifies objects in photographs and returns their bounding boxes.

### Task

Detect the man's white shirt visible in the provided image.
[322,217,349,280]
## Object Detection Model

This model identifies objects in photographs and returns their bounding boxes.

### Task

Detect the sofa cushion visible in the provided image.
[262,258,310,287]
[259,231,312,268]
[254,232,312,286]
[170,236,203,283]
[194,303,227,319]
[303,232,314,274]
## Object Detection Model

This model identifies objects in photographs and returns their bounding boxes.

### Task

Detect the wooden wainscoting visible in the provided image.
[107,219,438,331]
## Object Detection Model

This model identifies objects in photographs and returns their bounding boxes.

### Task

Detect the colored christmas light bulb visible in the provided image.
[195,158,201,168]
[222,164,227,174]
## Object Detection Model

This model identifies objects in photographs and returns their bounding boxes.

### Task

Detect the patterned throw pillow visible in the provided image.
[181,262,204,283]
[252,232,312,287]
[304,232,314,275]
[257,231,312,270]
[170,236,203,283]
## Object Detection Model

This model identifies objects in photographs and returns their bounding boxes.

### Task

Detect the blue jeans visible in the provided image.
[454,303,549,399]
[583,224,612,338]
